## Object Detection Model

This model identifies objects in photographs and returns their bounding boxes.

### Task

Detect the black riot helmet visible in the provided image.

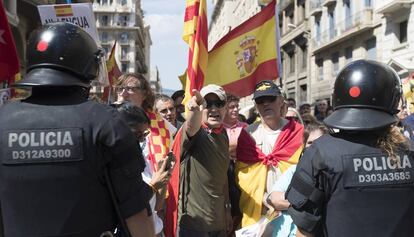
[324,59,402,131]
[14,22,103,88]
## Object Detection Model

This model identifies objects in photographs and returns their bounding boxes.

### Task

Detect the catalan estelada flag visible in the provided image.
[205,0,279,97]
[236,119,304,227]
[0,0,19,85]
[103,41,121,102]
[182,0,208,114]
[54,5,73,17]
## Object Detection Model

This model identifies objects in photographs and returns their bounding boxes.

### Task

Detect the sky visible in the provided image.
[142,0,214,91]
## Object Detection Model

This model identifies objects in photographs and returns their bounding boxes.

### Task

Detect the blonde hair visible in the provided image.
[376,125,409,162]
[116,73,155,111]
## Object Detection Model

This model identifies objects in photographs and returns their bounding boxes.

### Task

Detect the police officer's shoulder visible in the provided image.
[83,100,123,121]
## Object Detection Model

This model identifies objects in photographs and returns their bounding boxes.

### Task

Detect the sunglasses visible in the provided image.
[205,100,226,109]
[115,86,142,94]
[286,116,299,121]
[255,96,277,105]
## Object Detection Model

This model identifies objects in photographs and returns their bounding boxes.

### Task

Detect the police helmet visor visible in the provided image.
[324,107,398,131]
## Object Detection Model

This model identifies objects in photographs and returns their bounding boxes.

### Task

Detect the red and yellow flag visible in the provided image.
[182,0,208,111]
[146,110,171,169]
[236,120,304,227]
[0,0,19,85]
[103,42,121,102]
[205,1,279,97]
[54,5,73,17]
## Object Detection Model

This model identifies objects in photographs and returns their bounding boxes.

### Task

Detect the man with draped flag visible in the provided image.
[181,0,208,115]
[103,41,121,103]
[0,0,20,85]
[205,0,279,97]
[165,1,208,236]
[236,80,304,227]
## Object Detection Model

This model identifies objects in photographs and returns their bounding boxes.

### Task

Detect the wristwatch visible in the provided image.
[266,194,272,206]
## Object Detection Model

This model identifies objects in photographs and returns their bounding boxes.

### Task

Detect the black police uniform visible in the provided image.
[287,132,414,236]
[0,90,152,237]
[0,22,152,237]
[286,60,414,236]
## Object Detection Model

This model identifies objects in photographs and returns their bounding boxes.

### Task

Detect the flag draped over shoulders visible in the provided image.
[236,120,304,227]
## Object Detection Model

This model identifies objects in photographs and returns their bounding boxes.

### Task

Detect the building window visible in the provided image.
[297,0,305,24]
[331,52,339,77]
[120,32,129,43]
[344,0,352,30]
[119,15,129,26]
[100,32,108,43]
[399,20,408,43]
[300,84,307,103]
[316,58,323,81]
[121,46,129,60]
[101,15,109,26]
[366,37,376,60]
[328,9,335,39]
[102,45,110,57]
[345,46,353,63]
[301,46,307,71]
[365,0,372,7]
[315,17,321,44]
[102,0,108,5]
[121,0,127,5]
[121,63,128,72]
[288,52,295,74]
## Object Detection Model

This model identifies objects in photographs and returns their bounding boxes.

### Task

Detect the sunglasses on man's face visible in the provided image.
[255,96,277,105]
[205,100,226,109]
[286,116,299,121]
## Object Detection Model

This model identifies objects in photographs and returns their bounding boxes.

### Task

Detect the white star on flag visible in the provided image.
[0,30,6,44]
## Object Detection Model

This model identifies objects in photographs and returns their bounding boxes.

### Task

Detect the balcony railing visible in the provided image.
[312,8,373,49]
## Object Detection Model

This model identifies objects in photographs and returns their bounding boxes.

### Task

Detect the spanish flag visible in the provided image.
[103,41,121,102]
[236,120,304,227]
[182,0,208,114]
[205,0,279,97]
[54,5,73,17]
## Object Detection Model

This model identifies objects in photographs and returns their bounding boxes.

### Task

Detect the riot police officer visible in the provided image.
[0,22,154,237]
[286,60,414,237]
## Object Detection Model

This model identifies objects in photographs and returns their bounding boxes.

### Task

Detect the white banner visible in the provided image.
[37,3,99,44]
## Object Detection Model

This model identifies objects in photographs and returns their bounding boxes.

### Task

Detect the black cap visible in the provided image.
[253,80,282,99]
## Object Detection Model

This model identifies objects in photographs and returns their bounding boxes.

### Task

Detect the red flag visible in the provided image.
[0,0,19,84]
[165,127,182,237]
[103,41,121,102]
[182,0,208,115]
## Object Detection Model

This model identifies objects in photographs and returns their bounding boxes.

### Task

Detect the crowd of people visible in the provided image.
[1,22,414,237]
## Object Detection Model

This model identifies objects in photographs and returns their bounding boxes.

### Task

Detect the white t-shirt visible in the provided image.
[247,118,289,194]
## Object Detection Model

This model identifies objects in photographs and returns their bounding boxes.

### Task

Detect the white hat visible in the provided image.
[200,84,226,101]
